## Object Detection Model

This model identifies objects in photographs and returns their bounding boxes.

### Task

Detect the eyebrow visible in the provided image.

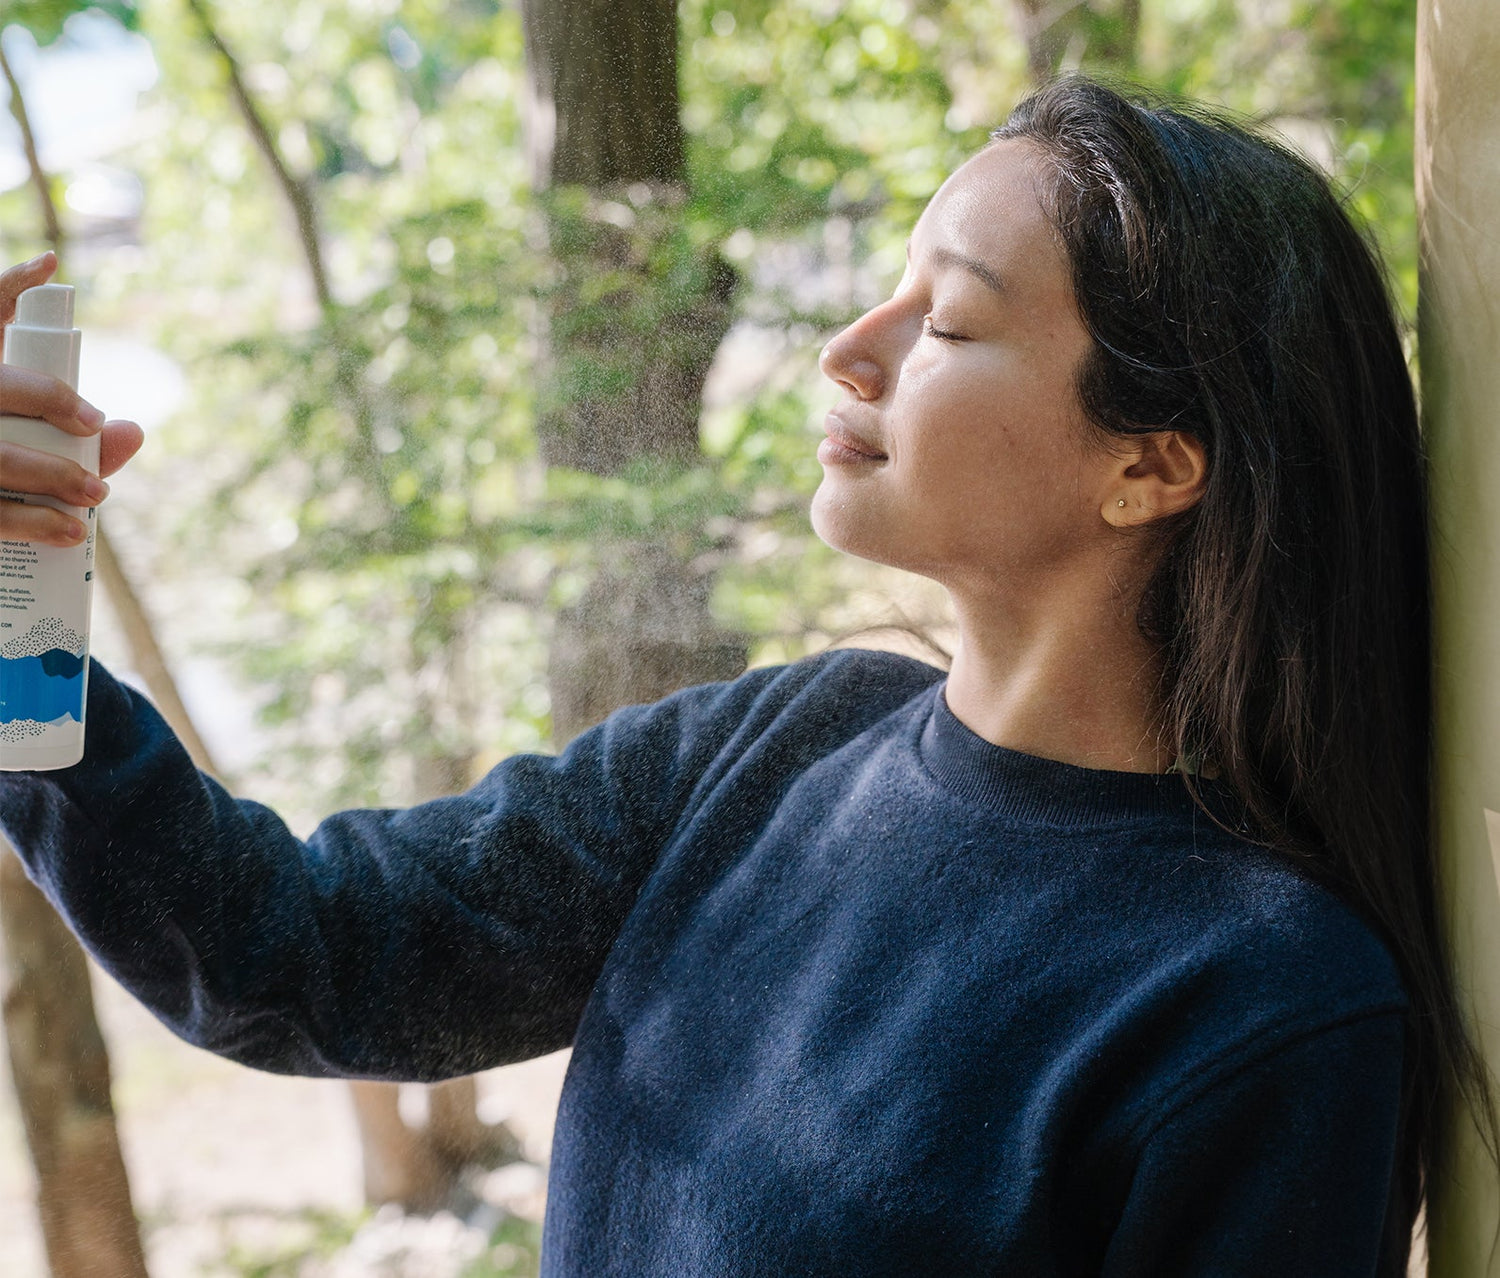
[906,238,1006,296]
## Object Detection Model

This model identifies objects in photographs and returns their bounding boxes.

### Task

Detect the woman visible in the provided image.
[1,77,1491,1275]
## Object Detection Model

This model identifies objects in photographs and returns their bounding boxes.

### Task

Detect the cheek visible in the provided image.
[894,377,1025,499]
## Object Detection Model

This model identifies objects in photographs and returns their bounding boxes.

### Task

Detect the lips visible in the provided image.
[821,414,887,461]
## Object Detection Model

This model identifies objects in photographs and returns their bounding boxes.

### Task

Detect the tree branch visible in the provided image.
[0,37,64,252]
[179,0,399,515]
[180,0,331,310]
[94,529,222,776]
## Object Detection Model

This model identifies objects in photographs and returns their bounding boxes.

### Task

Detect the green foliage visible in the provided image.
[682,0,966,232]
[1,0,140,43]
[214,1205,365,1278]
[458,1214,543,1278]
[1141,0,1417,314]
[536,184,734,438]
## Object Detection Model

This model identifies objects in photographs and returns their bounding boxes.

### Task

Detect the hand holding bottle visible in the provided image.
[0,252,143,545]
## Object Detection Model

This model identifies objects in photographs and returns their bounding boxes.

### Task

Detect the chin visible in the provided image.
[811,484,895,568]
[809,482,854,551]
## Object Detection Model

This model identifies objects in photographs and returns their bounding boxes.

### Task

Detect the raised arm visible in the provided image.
[0,658,792,1081]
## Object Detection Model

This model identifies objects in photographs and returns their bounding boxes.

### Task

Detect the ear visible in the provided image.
[1101,430,1207,529]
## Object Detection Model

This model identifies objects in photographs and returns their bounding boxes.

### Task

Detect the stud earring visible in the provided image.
[1117,499,1126,508]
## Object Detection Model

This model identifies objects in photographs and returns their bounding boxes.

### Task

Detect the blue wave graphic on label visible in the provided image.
[0,650,84,723]
[0,616,87,738]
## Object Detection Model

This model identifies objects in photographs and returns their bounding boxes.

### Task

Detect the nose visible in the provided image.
[819,303,895,401]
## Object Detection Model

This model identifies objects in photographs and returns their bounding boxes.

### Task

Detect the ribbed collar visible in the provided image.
[918,685,1214,828]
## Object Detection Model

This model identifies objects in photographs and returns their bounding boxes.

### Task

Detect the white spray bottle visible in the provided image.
[0,283,98,770]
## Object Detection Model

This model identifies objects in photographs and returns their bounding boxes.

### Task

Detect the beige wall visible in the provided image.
[1418,1,1500,1272]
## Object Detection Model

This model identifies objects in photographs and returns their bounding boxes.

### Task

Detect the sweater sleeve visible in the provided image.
[1100,1010,1406,1277]
[0,659,789,1081]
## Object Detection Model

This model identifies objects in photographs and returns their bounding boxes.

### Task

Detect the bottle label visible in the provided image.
[0,494,93,749]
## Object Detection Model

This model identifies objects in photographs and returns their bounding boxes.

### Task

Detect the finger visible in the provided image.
[0,366,105,437]
[0,441,108,508]
[98,419,145,478]
[0,252,59,325]
[0,497,88,547]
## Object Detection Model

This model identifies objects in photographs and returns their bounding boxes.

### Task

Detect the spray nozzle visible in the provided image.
[15,284,76,331]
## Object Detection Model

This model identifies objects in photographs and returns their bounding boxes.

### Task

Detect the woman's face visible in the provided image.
[813,139,1119,600]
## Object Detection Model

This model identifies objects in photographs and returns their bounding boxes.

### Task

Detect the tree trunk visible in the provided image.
[520,0,684,191]
[548,542,747,743]
[346,1081,451,1212]
[1416,1,1500,1272]
[427,1075,521,1170]
[0,845,149,1278]
[1010,0,1078,84]
[1008,0,1141,84]
[346,1076,521,1211]
[521,0,745,745]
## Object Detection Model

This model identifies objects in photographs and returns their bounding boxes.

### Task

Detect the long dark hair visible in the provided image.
[994,76,1496,1268]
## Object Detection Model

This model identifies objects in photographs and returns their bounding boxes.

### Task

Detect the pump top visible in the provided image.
[14,283,76,331]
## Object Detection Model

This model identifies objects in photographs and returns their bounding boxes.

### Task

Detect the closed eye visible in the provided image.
[923,315,967,342]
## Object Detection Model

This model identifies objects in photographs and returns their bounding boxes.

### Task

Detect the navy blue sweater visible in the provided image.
[0,650,1405,1275]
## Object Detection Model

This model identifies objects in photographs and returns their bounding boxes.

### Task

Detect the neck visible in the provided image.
[942,584,1170,774]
